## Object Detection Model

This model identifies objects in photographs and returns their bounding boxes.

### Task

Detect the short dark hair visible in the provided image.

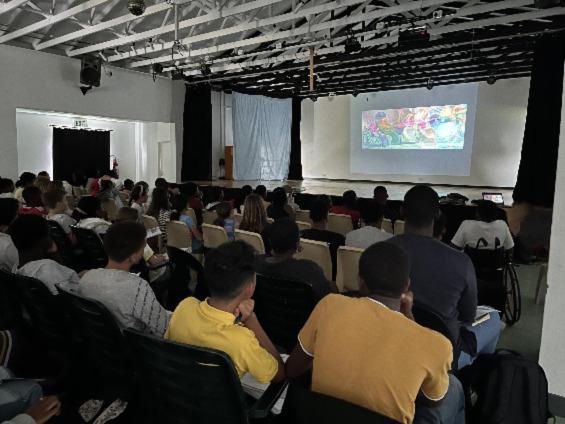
[0,198,19,226]
[374,186,388,197]
[0,178,14,194]
[38,171,50,178]
[433,210,447,239]
[270,218,299,254]
[215,201,232,219]
[271,187,287,206]
[403,185,439,228]
[76,196,102,218]
[100,179,113,191]
[359,242,411,297]
[182,182,199,197]
[42,190,65,210]
[204,241,256,299]
[9,215,51,252]
[171,193,188,213]
[310,198,329,223]
[241,185,253,198]
[255,185,267,198]
[477,200,498,223]
[115,207,140,223]
[342,190,357,209]
[155,178,168,189]
[17,172,36,188]
[123,179,134,191]
[22,186,43,207]
[103,221,147,262]
[360,201,383,225]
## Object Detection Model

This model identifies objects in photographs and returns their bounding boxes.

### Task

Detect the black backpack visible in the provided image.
[462,350,552,424]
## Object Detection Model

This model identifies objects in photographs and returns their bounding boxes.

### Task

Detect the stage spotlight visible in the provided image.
[352,90,359,97]
[200,62,212,76]
[127,0,146,16]
[344,34,362,53]
[152,63,163,74]
[426,77,434,90]
[487,74,497,85]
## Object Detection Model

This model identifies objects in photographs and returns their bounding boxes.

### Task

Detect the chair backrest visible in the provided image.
[65,195,77,209]
[235,229,265,254]
[202,223,229,249]
[0,269,23,329]
[464,244,506,279]
[296,220,312,231]
[166,221,192,250]
[124,328,250,424]
[202,209,217,225]
[166,246,208,306]
[381,218,393,234]
[46,219,77,270]
[336,246,364,292]
[284,384,400,424]
[393,220,405,235]
[101,199,118,221]
[71,226,108,269]
[328,213,354,236]
[142,214,159,230]
[295,239,332,281]
[412,302,457,361]
[295,210,311,223]
[59,289,132,398]
[254,274,316,353]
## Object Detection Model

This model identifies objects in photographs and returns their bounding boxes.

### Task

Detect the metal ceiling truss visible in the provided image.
[0,0,564,96]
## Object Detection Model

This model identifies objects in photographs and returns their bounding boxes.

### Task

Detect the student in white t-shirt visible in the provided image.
[129,184,149,219]
[43,190,77,244]
[0,178,15,199]
[73,196,112,237]
[451,200,514,251]
[9,215,80,295]
[345,201,392,249]
[0,198,19,272]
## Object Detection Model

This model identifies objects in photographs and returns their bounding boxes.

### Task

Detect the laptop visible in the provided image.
[482,192,504,205]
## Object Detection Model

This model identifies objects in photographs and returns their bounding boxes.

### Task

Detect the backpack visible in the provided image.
[462,350,552,424]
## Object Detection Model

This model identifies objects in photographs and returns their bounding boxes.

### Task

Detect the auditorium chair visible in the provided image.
[328,213,354,236]
[142,214,159,231]
[166,246,208,306]
[295,239,332,281]
[295,210,311,223]
[296,220,312,231]
[202,223,229,249]
[46,219,81,271]
[166,220,192,250]
[125,328,288,424]
[393,220,405,235]
[336,246,364,292]
[72,227,108,269]
[65,195,77,209]
[142,214,163,252]
[235,229,265,254]
[202,209,217,225]
[0,269,23,329]
[253,274,316,353]
[283,384,400,424]
[101,198,118,221]
[381,218,394,234]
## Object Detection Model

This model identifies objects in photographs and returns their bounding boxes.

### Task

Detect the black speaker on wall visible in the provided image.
[80,55,102,87]
[534,0,564,8]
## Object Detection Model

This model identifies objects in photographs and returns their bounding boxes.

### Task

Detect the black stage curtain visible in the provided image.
[181,86,212,181]
[288,96,303,180]
[52,128,110,183]
[513,34,565,207]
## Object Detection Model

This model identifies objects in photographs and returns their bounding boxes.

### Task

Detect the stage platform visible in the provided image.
[193,178,514,203]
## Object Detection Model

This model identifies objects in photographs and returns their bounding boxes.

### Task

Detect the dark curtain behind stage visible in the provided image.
[288,97,303,180]
[513,34,565,208]
[52,128,110,183]
[181,86,212,181]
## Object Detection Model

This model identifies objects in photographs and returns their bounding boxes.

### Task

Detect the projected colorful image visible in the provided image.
[361,104,468,150]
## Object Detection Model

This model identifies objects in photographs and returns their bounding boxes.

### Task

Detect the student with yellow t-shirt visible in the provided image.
[285,242,465,424]
[165,240,285,384]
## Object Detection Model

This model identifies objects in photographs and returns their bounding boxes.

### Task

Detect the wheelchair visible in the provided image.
[464,238,521,325]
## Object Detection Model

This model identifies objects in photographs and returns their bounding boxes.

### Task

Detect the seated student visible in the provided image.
[166,241,285,384]
[345,201,392,249]
[266,187,295,222]
[301,198,345,280]
[183,182,204,226]
[374,185,399,221]
[204,186,224,211]
[121,179,134,196]
[147,188,172,244]
[9,215,80,295]
[43,190,77,243]
[96,179,123,209]
[331,190,361,228]
[129,184,149,218]
[0,199,19,272]
[213,202,236,241]
[451,200,514,251]
[79,222,170,336]
[19,187,46,216]
[285,242,464,424]
[171,194,203,252]
[254,185,271,211]
[0,178,15,199]
[238,194,272,253]
[14,173,36,203]
[73,196,111,237]
[389,185,501,368]
[255,218,335,301]
[282,185,300,212]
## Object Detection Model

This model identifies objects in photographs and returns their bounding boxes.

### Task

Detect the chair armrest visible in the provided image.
[248,379,289,419]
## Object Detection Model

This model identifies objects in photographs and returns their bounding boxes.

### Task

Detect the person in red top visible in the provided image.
[185,182,204,226]
[19,186,46,216]
[331,190,361,228]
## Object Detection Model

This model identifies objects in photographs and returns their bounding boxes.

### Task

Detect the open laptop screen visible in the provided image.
[482,192,504,205]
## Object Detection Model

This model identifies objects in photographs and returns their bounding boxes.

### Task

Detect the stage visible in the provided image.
[193,178,514,203]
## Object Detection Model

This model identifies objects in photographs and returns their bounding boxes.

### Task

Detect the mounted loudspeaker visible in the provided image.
[80,55,102,87]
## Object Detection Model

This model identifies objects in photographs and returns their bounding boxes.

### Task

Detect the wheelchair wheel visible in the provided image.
[503,262,521,325]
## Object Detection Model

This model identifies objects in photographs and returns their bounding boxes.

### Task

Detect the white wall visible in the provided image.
[539,66,565,400]
[301,78,530,187]
[0,44,184,181]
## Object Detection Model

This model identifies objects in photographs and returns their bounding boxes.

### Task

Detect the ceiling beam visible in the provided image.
[0,0,111,43]
[0,0,29,16]
[67,0,284,57]
[34,1,171,50]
